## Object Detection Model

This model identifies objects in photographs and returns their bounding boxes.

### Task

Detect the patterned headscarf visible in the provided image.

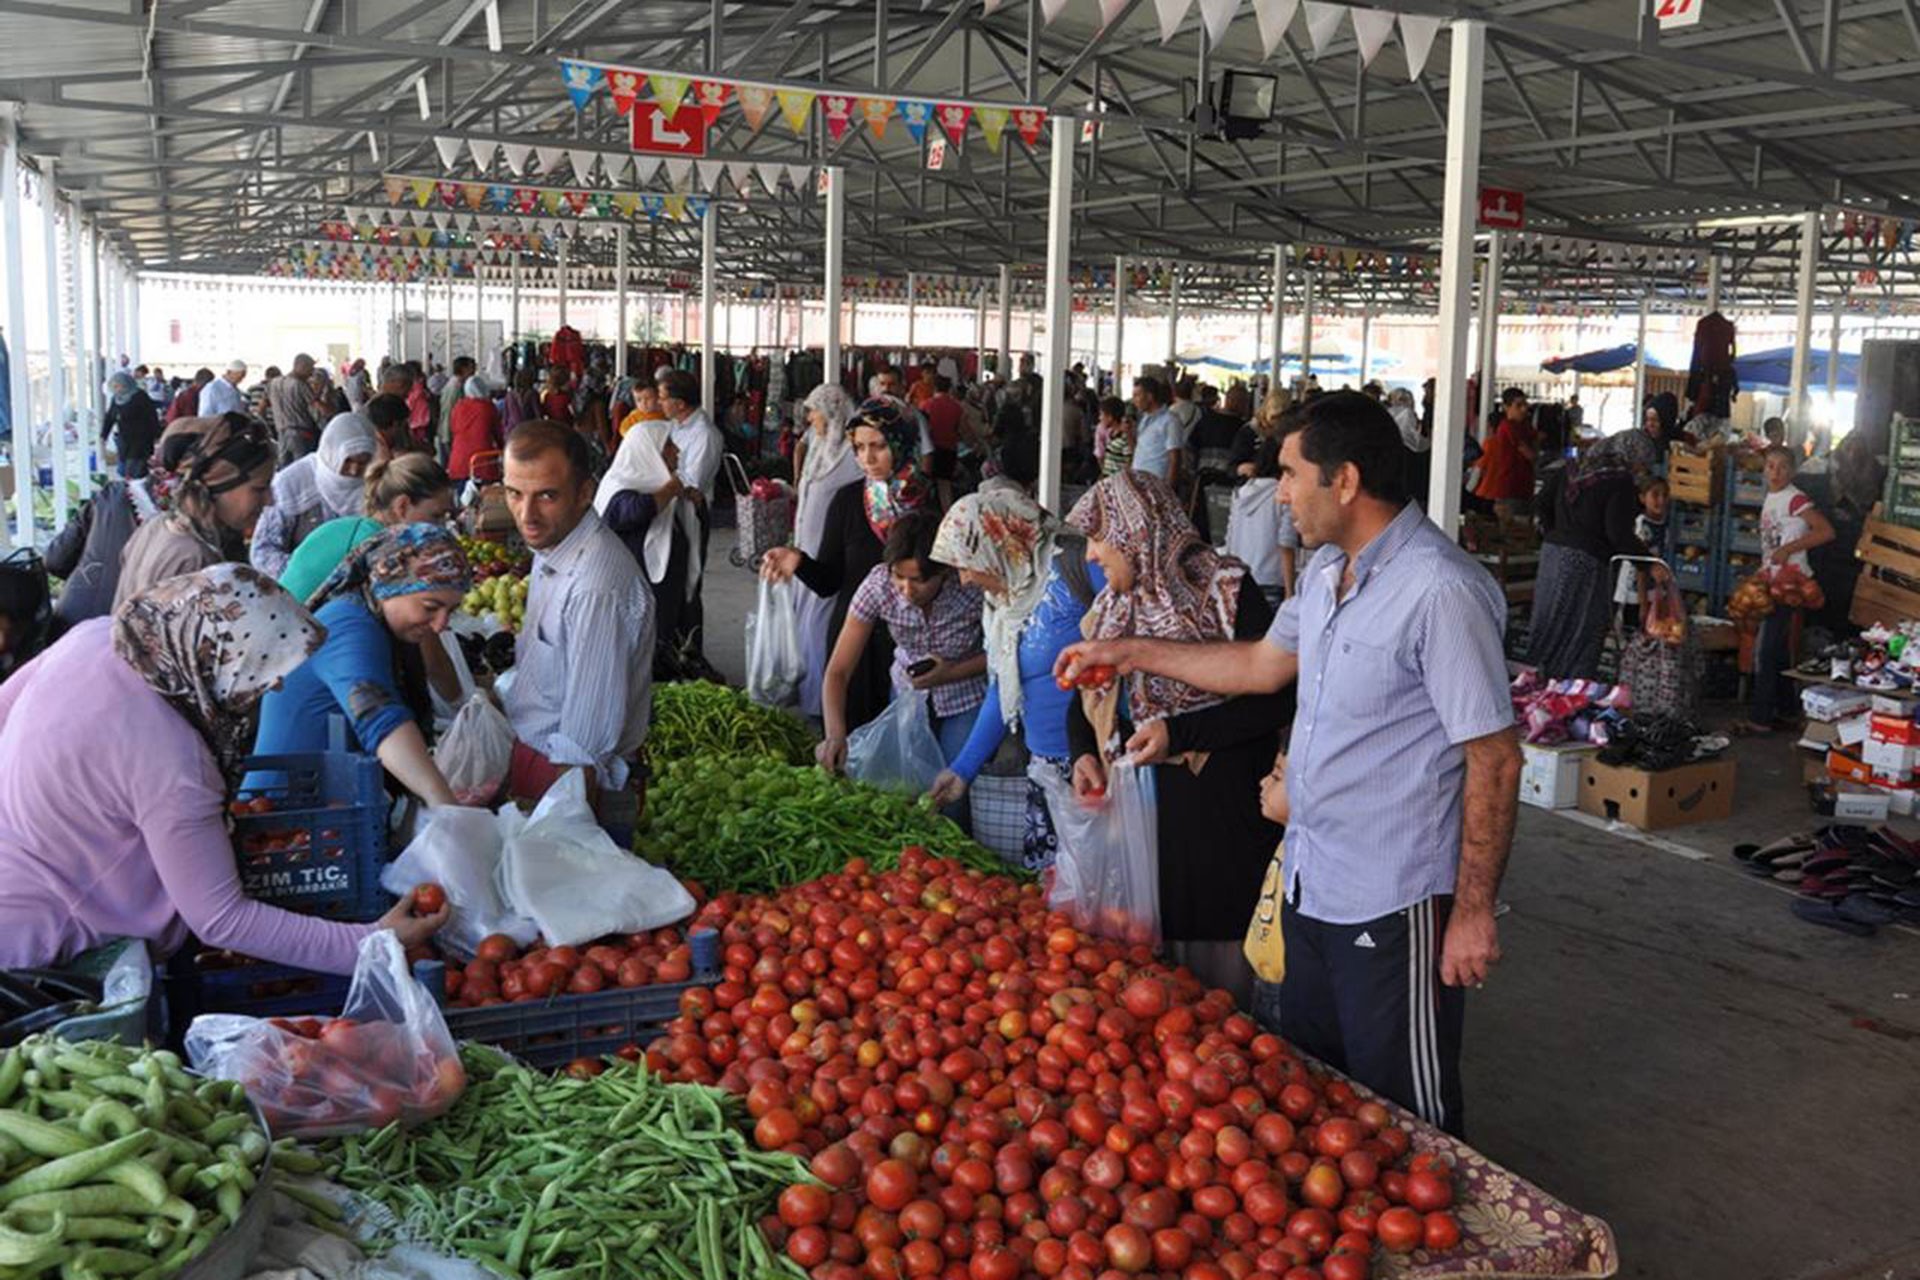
[306,521,471,613]
[112,564,325,785]
[797,384,858,548]
[1067,471,1245,723]
[853,398,929,541]
[932,489,1061,727]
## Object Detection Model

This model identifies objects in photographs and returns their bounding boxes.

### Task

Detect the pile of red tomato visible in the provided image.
[646,849,1465,1280]
[439,927,700,1007]
[241,1016,466,1137]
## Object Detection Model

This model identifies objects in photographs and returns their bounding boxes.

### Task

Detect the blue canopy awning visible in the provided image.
[1732,345,1858,393]
[1540,343,1668,375]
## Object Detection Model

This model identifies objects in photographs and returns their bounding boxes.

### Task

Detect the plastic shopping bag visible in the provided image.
[432,692,515,805]
[844,693,948,795]
[1037,760,1161,947]
[499,770,696,947]
[745,577,804,707]
[185,930,465,1139]
[1242,846,1286,983]
[1641,575,1690,645]
[381,806,539,959]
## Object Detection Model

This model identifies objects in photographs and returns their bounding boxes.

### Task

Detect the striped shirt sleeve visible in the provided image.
[1266,588,1302,653]
[546,587,646,773]
[1415,578,1515,745]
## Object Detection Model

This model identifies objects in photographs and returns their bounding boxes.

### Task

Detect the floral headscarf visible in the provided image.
[306,521,471,613]
[112,564,325,785]
[932,489,1061,727]
[853,399,929,541]
[797,384,858,551]
[1067,471,1245,723]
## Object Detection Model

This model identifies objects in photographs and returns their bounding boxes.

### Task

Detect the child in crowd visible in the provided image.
[1613,476,1670,628]
[1095,397,1133,478]
[1226,439,1290,609]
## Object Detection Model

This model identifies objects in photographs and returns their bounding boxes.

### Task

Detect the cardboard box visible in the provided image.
[1829,749,1876,785]
[1835,786,1892,823]
[1872,692,1920,717]
[1799,746,1831,784]
[1804,685,1874,721]
[1802,719,1843,747]
[1862,736,1920,780]
[1869,712,1920,746]
[1839,715,1871,748]
[1577,758,1737,830]
[1521,743,1596,810]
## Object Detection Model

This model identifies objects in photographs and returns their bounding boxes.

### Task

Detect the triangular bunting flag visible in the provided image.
[859,97,895,140]
[697,159,726,191]
[614,193,639,218]
[686,196,710,222]
[692,79,732,126]
[640,194,665,220]
[461,183,487,210]
[898,100,933,144]
[1040,0,1072,21]
[936,103,972,147]
[466,138,495,171]
[1152,0,1193,42]
[384,176,407,204]
[759,162,785,194]
[1350,7,1395,66]
[663,157,694,189]
[776,89,816,134]
[787,163,812,191]
[499,142,529,176]
[559,60,602,110]
[1302,1,1345,55]
[822,94,856,142]
[662,195,687,222]
[410,178,435,207]
[1197,0,1238,45]
[1398,13,1444,81]
[570,149,599,182]
[983,0,1004,11]
[1013,107,1046,148]
[738,86,775,132]
[607,70,644,115]
[540,190,564,214]
[1251,0,1299,57]
[514,187,538,213]
[485,184,511,212]
[533,146,565,176]
[650,74,691,115]
[975,106,1010,151]
[591,191,613,217]
[631,155,662,185]
[433,135,463,170]
[564,190,590,215]
[728,163,754,197]
[1098,0,1130,23]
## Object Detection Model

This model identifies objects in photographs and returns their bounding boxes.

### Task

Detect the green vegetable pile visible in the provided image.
[0,1035,280,1279]
[326,1045,808,1280]
[649,682,814,766]
[638,754,1005,894]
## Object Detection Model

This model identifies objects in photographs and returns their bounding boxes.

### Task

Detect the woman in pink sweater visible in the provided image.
[0,565,446,974]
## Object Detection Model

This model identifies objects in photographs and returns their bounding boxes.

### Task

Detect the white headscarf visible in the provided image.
[1387,389,1426,453]
[931,490,1061,728]
[464,376,490,399]
[796,384,859,556]
[273,412,378,521]
[594,422,700,597]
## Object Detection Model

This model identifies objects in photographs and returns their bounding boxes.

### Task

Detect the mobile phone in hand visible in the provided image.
[907,657,937,678]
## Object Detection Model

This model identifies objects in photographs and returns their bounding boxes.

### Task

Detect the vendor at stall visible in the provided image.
[0,565,447,973]
[114,415,279,609]
[251,524,469,808]
[250,413,380,577]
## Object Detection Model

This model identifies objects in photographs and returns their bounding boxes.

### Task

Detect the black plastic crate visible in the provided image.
[433,968,718,1069]
[164,952,350,1029]
[233,744,390,921]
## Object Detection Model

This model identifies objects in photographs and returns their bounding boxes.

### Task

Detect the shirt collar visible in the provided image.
[535,508,605,576]
[1323,501,1426,597]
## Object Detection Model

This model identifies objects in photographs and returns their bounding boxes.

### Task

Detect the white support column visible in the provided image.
[975,287,988,373]
[2,112,35,546]
[1300,272,1316,383]
[824,167,845,382]
[1705,256,1723,312]
[996,263,1012,380]
[69,205,89,490]
[1631,295,1650,421]
[1428,18,1487,534]
[443,275,455,370]
[614,227,629,378]
[1267,245,1285,396]
[510,256,521,342]
[1166,270,1180,372]
[1037,122,1075,514]
[1826,306,1842,441]
[1477,229,1502,407]
[905,272,918,352]
[416,279,428,366]
[125,258,139,362]
[1112,254,1128,394]
[700,206,717,416]
[557,239,570,328]
[40,161,68,524]
[83,217,100,450]
[1789,210,1819,445]
[472,276,483,371]
[1359,304,1374,387]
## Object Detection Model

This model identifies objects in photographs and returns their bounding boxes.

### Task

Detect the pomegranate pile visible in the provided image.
[647,849,1464,1280]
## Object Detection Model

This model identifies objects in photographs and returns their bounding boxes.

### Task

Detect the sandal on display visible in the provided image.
[1838,894,1899,927]
[1790,898,1878,936]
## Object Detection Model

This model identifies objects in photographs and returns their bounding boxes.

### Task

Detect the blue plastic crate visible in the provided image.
[164,952,350,1029]
[435,968,719,1069]
[233,745,390,922]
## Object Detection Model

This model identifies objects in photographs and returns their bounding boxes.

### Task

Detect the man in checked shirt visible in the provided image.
[1058,392,1521,1136]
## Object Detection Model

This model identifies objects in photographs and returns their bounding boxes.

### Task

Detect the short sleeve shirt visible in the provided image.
[1761,484,1815,577]
[849,566,989,719]
[1131,409,1177,480]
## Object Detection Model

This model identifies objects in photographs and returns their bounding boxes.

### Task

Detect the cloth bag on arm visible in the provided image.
[381,806,539,959]
[744,576,804,707]
[499,769,695,947]
[431,692,515,806]
[185,930,465,1139]
[844,692,948,795]
[1036,760,1160,947]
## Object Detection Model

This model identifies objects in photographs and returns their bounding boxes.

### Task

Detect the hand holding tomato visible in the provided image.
[1071,754,1108,804]
[411,882,447,916]
[1440,903,1501,987]
[1053,639,1134,690]
[379,891,452,950]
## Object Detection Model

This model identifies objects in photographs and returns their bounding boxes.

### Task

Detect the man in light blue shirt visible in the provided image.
[1129,375,1179,486]
[199,361,247,419]
[1057,392,1521,1136]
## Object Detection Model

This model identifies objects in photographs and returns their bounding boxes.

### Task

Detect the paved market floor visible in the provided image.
[692,554,1920,1280]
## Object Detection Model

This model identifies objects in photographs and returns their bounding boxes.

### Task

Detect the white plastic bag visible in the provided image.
[185,930,466,1139]
[845,693,949,795]
[381,806,539,959]
[431,692,515,805]
[499,770,696,947]
[1037,760,1161,947]
[745,576,804,707]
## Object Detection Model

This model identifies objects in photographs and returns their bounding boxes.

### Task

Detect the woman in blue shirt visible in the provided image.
[251,523,471,807]
[926,487,1101,871]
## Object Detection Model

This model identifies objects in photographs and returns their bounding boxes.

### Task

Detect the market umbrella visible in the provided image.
[1539,343,1664,375]
[1732,345,1858,392]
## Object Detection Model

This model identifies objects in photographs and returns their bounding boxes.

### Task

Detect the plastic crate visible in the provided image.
[234,735,391,922]
[163,952,350,1029]
[435,968,717,1069]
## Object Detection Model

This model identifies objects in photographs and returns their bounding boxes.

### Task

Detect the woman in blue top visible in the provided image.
[251,523,471,808]
[926,486,1102,871]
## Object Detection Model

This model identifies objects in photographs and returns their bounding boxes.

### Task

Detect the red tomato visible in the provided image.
[1423,1211,1462,1252]
[866,1158,917,1212]
[1404,1169,1453,1212]
[475,934,518,964]
[778,1183,832,1228]
[411,883,447,915]
[1375,1207,1424,1253]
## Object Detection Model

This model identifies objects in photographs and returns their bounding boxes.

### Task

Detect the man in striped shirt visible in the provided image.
[1057,392,1521,1136]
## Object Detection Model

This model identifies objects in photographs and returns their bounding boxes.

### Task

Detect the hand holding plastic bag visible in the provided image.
[745,577,804,707]
[381,806,539,960]
[1037,759,1160,947]
[844,693,948,795]
[432,692,514,805]
[186,930,465,1139]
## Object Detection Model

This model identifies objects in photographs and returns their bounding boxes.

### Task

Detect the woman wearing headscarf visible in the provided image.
[1529,446,1660,679]
[343,358,371,414]
[100,371,163,479]
[542,366,575,425]
[1064,471,1290,1000]
[790,384,863,717]
[762,399,930,734]
[502,368,542,434]
[112,415,279,609]
[925,488,1104,871]
[0,566,448,972]
[447,377,503,483]
[598,418,696,654]
[249,412,380,578]
[279,453,457,604]
[251,524,470,807]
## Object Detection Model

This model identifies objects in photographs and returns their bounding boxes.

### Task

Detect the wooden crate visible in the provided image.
[1851,508,1920,627]
[1668,446,1724,507]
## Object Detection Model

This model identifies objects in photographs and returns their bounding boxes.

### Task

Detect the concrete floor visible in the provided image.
[692,555,1920,1280]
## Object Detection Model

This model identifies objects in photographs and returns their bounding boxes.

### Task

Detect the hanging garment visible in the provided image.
[1685,311,1738,419]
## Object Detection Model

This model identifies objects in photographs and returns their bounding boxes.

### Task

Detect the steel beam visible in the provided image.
[1429,20,1485,537]
[1037,122,1074,513]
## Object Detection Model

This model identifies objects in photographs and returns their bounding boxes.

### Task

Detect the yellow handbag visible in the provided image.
[1242,844,1286,983]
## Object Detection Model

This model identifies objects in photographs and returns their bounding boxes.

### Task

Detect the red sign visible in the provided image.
[1477,186,1526,231]
[630,102,708,157]
[1652,0,1702,30]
